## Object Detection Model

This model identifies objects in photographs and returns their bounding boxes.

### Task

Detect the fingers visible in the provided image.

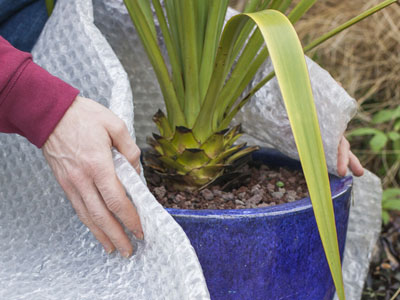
[337,137,350,177]
[349,151,364,177]
[107,119,141,174]
[75,178,134,258]
[337,136,364,177]
[94,160,144,241]
[60,179,116,254]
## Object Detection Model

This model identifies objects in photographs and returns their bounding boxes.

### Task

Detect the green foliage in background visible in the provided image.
[348,106,400,224]
[382,188,400,225]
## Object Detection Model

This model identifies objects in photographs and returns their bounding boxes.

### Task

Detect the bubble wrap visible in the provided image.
[0,1,382,299]
[0,0,209,299]
[333,170,382,300]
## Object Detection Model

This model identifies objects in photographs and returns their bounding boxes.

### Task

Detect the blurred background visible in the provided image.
[231,0,400,298]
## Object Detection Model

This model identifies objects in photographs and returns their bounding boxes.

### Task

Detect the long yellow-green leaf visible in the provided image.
[240,0,398,114]
[45,0,54,16]
[199,10,346,298]
[247,10,346,298]
[217,0,318,126]
[124,0,186,127]
[219,0,317,124]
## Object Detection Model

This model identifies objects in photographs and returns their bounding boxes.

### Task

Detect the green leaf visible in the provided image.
[382,199,400,211]
[181,0,201,127]
[394,120,400,131]
[370,133,388,152]
[45,0,54,16]
[347,127,383,137]
[123,0,186,128]
[382,210,390,225]
[388,131,400,141]
[152,0,185,106]
[372,107,400,124]
[287,0,317,24]
[241,11,345,298]
[199,0,229,102]
[382,188,400,202]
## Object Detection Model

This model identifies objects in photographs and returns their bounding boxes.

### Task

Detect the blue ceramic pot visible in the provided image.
[166,148,352,300]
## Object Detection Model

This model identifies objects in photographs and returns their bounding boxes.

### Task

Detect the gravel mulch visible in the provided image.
[144,161,309,210]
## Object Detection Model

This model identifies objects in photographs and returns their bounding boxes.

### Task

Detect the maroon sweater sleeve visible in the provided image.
[0,36,79,148]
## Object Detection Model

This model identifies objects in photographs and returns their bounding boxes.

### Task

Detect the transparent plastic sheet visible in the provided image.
[0,0,209,299]
[0,1,382,299]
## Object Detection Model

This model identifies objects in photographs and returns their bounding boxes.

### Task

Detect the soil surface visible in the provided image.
[362,212,400,300]
[144,161,309,210]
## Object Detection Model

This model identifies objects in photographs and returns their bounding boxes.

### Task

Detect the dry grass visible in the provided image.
[295,0,400,111]
[295,0,400,187]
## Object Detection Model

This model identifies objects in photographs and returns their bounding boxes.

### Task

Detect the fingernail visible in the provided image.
[134,230,144,240]
[105,246,114,254]
[122,250,131,258]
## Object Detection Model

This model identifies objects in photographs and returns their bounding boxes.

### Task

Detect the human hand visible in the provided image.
[337,136,364,177]
[43,96,143,257]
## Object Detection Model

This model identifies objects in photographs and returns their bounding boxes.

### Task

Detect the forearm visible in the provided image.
[0,36,79,147]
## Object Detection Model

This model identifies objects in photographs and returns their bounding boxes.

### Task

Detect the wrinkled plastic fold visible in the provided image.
[0,2,381,300]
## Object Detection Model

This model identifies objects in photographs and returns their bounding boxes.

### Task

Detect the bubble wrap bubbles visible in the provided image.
[0,0,209,299]
[0,1,382,299]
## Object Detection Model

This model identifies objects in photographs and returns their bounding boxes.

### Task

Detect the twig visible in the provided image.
[390,286,400,300]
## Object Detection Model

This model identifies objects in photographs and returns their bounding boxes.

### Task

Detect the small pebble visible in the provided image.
[237,186,248,193]
[222,193,234,201]
[200,188,214,201]
[174,193,185,204]
[235,199,245,205]
[247,194,263,205]
[272,191,284,199]
[267,183,275,193]
[153,186,166,198]
[238,192,247,200]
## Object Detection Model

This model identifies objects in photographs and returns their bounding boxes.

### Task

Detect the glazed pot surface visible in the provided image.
[166,148,352,300]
